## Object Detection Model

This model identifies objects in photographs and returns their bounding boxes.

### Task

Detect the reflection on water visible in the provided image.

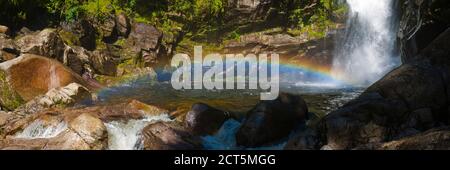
[96,73,364,117]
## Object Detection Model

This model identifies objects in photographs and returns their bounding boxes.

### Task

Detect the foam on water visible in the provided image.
[332,0,400,85]
[15,120,67,139]
[105,114,172,150]
[202,119,286,150]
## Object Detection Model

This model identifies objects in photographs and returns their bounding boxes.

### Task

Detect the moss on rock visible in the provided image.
[0,70,24,111]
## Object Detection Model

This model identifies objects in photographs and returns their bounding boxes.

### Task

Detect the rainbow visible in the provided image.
[97,57,355,91]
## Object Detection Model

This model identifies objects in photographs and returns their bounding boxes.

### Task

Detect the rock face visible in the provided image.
[305,1,450,150]
[17,83,93,115]
[0,69,24,111]
[185,103,230,136]
[90,49,118,76]
[1,112,107,150]
[398,0,450,63]
[115,13,131,37]
[0,99,167,150]
[0,54,89,102]
[0,34,19,62]
[60,20,96,51]
[126,22,164,66]
[379,127,450,150]
[236,93,308,147]
[142,122,201,150]
[16,29,65,59]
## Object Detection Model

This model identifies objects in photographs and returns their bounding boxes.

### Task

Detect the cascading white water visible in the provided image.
[332,0,400,86]
[104,114,172,150]
[15,120,67,139]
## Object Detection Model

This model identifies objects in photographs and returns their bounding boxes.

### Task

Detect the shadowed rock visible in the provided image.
[185,103,230,136]
[236,93,308,147]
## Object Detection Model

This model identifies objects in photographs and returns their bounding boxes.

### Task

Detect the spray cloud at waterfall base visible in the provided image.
[331,0,400,86]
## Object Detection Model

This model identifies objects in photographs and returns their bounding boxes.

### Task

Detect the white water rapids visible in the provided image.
[104,114,172,150]
[332,0,400,86]
[15,120,67,139]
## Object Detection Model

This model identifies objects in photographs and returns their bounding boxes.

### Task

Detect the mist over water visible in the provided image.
[332,0,400,86]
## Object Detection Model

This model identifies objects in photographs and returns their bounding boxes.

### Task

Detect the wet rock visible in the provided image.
[115,13,131,37]
[16,29,65,59]
[236,93,308,147]
[1,110,107,150]
[317,64,450,149]
[60,20,96,50]
[142,122,202,150]
[0,54,90,102]
[185,103,230,136]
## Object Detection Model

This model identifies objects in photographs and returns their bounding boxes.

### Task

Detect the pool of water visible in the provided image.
[95,74,364,117]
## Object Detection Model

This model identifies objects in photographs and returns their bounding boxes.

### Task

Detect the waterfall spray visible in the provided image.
[332,0,400,86]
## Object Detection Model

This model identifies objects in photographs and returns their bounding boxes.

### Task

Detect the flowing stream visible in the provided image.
[91,0,401,150]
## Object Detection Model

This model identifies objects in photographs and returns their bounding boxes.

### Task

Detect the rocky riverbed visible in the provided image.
[1,0,450,150]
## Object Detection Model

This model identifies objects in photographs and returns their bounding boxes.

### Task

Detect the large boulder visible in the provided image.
[1,111,107,150]
[142,122,202,150]
[60,20,96,51]
[68,113,107,149]
[0,54,90,102]
[62,45,91,75]
[316,26,450,150]
[185,103,230,136]
[16,29,65,59]
[90,49,118,76]
[126,22,164,66]
[236,93,308,147]
[0,69,24,111]
[0,34,19,62]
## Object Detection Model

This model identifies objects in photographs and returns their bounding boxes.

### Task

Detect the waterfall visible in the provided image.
[15,120,67,139]
[104,114,172,150]
[332,0,400,86]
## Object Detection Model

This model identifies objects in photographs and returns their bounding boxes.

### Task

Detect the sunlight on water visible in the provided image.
[332,0,400,85]
[15,120,67,139]
[105,114,172,150]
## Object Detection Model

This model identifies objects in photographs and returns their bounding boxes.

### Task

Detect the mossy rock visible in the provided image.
[59,30,81,46]
[0,70,24,111]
